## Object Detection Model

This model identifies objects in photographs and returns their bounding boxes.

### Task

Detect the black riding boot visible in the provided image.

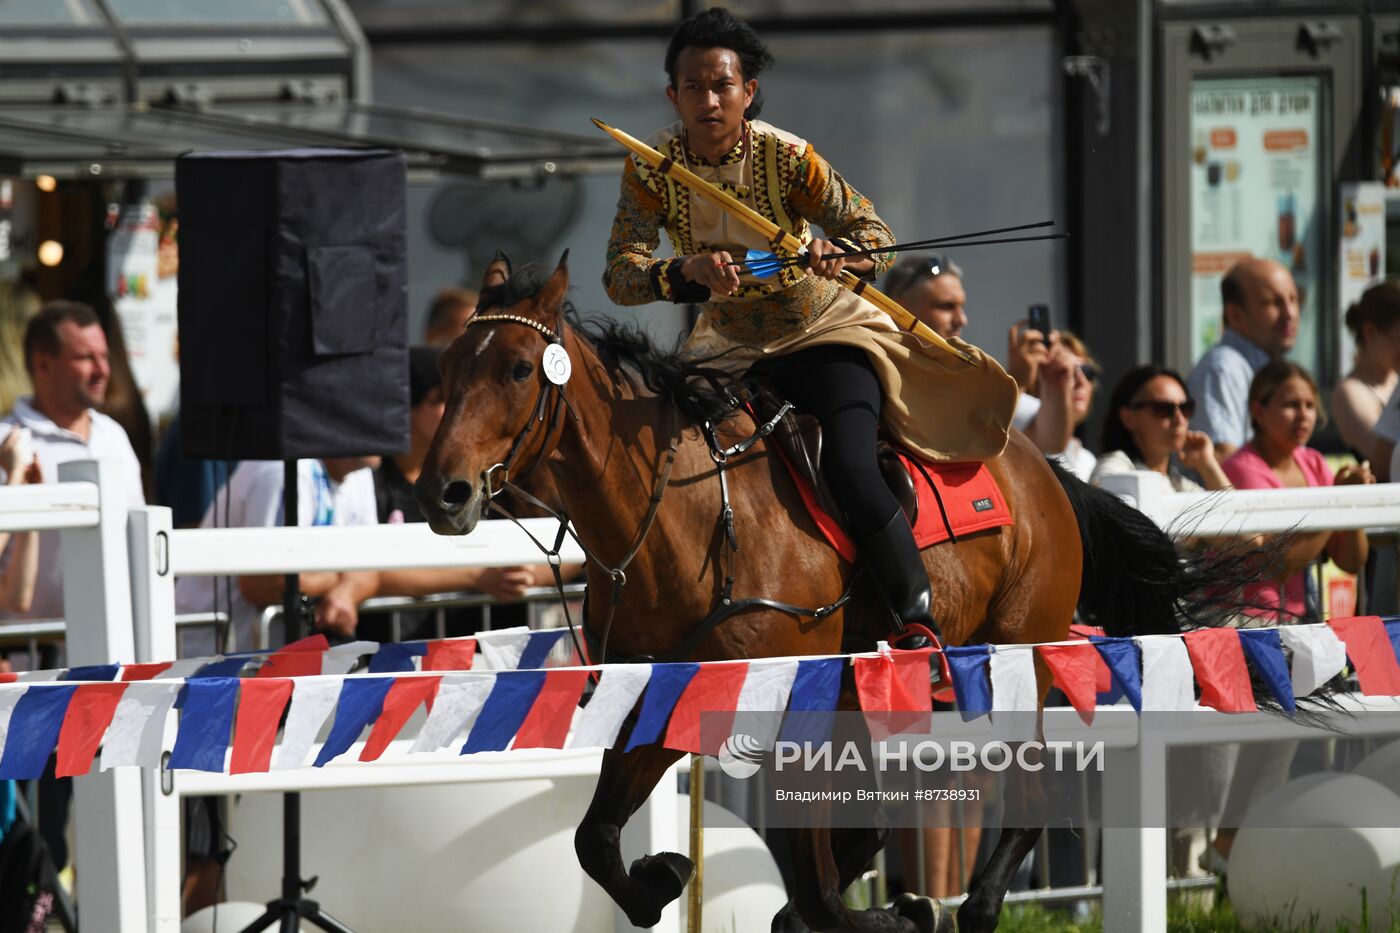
[858,510,942,649]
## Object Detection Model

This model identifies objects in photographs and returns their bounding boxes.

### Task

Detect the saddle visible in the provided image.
[747,388,1013,564]
[752,389,919,529]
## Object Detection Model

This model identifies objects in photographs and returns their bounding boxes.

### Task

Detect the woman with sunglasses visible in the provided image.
[1090,364,1231,491]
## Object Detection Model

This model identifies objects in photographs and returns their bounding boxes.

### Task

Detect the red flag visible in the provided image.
[1183,629,1256,712]
[121,662,172,682]
[1039,643,1100,723]
[54,683,128,778]
[0,673,15,684]
[513,670,591,750]
[854,649,934,739]
[1328,616,1400,696]
[229,679,294,774]
[664,663,750,754]
[424,639,476,672]
[257,634,330,679]
[360,676,443,761]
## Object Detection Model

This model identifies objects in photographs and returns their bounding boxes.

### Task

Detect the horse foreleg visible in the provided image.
[575,745,690,929]
[776,818,950,933]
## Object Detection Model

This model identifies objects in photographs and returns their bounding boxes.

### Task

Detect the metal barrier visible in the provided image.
[0,614,229,665]
[254,583,588,650]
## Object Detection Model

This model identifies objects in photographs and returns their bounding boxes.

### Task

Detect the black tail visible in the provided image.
[1049,458,1256,636]
[1048,459,1341,715]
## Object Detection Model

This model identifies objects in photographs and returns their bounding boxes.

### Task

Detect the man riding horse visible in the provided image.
[603,7,1019,652]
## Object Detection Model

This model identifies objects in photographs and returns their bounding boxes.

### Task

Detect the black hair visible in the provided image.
[664,7,774,120]
[23,299,101,375]
[1099,364,1190,464]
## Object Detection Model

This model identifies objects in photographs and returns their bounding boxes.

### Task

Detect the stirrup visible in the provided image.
[890,623,938,651]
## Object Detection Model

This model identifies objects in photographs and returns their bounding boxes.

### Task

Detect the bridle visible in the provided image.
[465,313,577,500]
[457,312,855,673]
[460,312,680,674]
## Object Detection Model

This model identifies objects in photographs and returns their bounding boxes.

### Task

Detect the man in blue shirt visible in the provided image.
[1187,258,1300,459]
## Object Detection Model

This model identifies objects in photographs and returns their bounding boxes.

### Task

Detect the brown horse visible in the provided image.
[415,256,1218,932]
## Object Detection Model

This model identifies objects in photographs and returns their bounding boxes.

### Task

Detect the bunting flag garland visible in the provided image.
[1091,637,1143,713]
[945,646,992,720]
[854,649,933,739]
[1140,637,1195,712]
[230,678,293,774]
[361,676,441,762]
[1,619,1399,780]
[1236,629,1295,713]
[1328,616,1400,697]
[1278,624,1347,698]
[1038,644,1100,723]
[55,683,127,778]
[1183,629,1256,713]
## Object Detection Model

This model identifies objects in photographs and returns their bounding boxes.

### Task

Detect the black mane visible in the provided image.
[484,260,746,426]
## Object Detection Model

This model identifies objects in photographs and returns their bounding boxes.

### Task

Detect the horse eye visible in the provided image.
[512,361,534,382]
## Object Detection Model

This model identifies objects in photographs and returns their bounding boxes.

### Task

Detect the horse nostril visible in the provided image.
[441,480,474,507]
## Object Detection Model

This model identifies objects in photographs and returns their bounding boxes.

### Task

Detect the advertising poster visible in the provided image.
[108,203,180,422]
[1189,76,1322,370]
[1337,182,1388,371]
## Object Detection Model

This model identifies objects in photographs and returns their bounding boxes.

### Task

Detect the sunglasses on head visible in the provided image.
[1130,399,1196,419]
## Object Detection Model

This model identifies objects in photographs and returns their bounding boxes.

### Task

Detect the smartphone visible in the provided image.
[1027,303,1051,337]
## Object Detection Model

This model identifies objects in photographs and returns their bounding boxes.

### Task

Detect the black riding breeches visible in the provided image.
[762,344,902,540]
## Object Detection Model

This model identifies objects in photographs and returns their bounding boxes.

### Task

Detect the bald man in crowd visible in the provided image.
[1187,258,1301,459]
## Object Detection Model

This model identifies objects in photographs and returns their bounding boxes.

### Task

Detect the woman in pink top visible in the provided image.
[1222,360,1372,620]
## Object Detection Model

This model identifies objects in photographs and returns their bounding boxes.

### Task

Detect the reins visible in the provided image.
[465,313,857,674]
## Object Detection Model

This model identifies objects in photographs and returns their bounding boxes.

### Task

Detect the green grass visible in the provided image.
[988,886,1400,933]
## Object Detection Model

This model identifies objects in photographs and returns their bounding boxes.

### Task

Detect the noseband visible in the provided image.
[465,313,576,501]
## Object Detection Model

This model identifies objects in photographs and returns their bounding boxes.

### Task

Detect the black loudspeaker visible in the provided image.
[176,148,409,460]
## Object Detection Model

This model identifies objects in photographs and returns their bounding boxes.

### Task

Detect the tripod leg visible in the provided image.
[303,904,356,933]
[239,904,284,933]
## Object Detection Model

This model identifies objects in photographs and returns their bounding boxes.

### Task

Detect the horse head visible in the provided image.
[415,251,572,535]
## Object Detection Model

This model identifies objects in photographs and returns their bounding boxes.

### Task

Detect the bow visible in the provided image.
[593,118,976,366]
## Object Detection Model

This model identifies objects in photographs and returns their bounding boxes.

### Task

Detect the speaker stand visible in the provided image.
[242,460,354,933]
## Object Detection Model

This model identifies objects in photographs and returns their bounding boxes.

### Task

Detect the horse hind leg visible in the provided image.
[575,745,692,929]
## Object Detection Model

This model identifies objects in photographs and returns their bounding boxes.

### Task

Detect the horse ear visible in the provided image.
[479,249,511,291]
[536,252,571,323]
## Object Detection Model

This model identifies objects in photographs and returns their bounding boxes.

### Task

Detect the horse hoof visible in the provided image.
[624,851,694,926]
[892,893,955,933]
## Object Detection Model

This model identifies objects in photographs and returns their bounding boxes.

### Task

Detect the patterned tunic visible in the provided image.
[604,120,895,346]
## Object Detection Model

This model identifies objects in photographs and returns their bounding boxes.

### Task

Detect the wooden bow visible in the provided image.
[593,118,975,365]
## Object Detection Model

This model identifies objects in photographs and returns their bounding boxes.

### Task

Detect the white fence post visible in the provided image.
[128,505,181,932]
[58,459,148,932]
[1101,731,1167,932]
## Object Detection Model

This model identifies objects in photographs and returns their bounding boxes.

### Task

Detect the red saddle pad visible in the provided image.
[777,449,1012,563]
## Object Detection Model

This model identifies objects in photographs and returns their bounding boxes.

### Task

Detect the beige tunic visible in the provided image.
[604,120,1017,462]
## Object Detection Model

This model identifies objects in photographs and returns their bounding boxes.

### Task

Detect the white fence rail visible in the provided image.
[7,462,1400,931]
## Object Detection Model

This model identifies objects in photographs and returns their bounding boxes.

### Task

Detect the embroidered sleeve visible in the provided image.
[603,157,708,305]
[788,145,896,274]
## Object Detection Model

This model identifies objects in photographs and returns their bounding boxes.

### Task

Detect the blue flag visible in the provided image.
[946,646,992,721]
[1090,636,1143,713]
[168,678,239,772]
[0,686,77,779]
[1237,628,1295,713]
[624,664,699,752]
[314,678,397,767]
[779,658,843,747]
[464,670,548,754]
